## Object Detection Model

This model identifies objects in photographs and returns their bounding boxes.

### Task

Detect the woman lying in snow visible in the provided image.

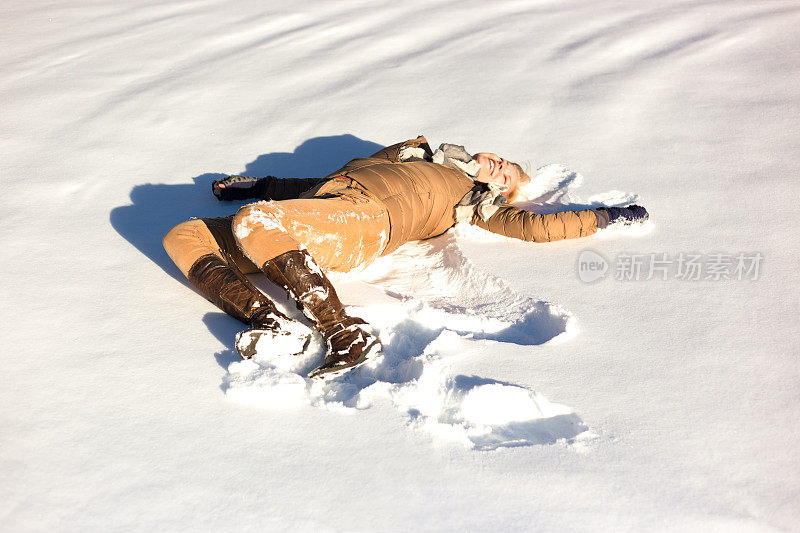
[163,136,648,378]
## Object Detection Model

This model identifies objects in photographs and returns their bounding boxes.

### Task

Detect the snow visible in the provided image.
[2,0,798,531]
[226,227,583,449]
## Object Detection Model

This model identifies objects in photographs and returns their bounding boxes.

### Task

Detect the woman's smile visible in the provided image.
[473,152,519,195]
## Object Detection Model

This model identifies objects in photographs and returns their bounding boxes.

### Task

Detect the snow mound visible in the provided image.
[517,163,640,212]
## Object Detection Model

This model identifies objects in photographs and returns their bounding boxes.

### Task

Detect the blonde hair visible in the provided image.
[506,161,531,203]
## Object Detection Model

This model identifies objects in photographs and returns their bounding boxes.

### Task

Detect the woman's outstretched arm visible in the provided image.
[472,205,600,242]
[212,176,327,202]
[471,204,647,242]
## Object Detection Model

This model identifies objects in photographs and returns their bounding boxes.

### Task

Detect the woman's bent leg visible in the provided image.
[162,216,283,327]
[231,194,388,377]
[163,216,258,277]
[231,194,390,272]
[262,249,381,378]
[162,217,312,358]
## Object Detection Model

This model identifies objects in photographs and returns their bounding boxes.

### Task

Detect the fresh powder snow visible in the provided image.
[2,1,798,531]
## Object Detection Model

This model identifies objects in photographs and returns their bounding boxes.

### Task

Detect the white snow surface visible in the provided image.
[2,1,798,531]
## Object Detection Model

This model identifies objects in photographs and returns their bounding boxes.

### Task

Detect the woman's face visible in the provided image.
[473,152,520,198]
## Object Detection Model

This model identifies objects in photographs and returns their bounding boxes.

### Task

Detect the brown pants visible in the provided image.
[163,179,391,277]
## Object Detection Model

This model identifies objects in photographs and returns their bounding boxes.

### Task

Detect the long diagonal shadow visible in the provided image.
[109,134,384,282]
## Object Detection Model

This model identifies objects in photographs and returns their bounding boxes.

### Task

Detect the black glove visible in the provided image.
[595,204,649,226]
[211,175,266,201]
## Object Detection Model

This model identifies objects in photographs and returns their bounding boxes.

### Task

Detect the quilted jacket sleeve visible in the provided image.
[473,205,601,242]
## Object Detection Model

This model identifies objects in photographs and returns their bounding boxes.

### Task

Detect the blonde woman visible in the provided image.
[164,136,647,378]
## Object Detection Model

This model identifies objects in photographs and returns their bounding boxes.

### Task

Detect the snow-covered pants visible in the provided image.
[231,178,390,272]
[163,178,391,277]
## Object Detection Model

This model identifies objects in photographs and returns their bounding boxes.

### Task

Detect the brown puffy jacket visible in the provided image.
[317,136,599,255]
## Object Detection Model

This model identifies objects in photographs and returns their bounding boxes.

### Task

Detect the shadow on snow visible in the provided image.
[109,134,383,282]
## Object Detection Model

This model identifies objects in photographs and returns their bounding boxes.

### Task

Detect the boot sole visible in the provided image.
[235,328,311,360]
[308,339,382,380]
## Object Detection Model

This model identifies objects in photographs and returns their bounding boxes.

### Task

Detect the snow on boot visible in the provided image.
[187,253,311,359]
[308,317,381,379]
[261,249,382,379]
[235,318,312,360]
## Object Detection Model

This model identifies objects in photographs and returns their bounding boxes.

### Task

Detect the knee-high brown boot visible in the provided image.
[261,250,381,379]
[186,253,311,358]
